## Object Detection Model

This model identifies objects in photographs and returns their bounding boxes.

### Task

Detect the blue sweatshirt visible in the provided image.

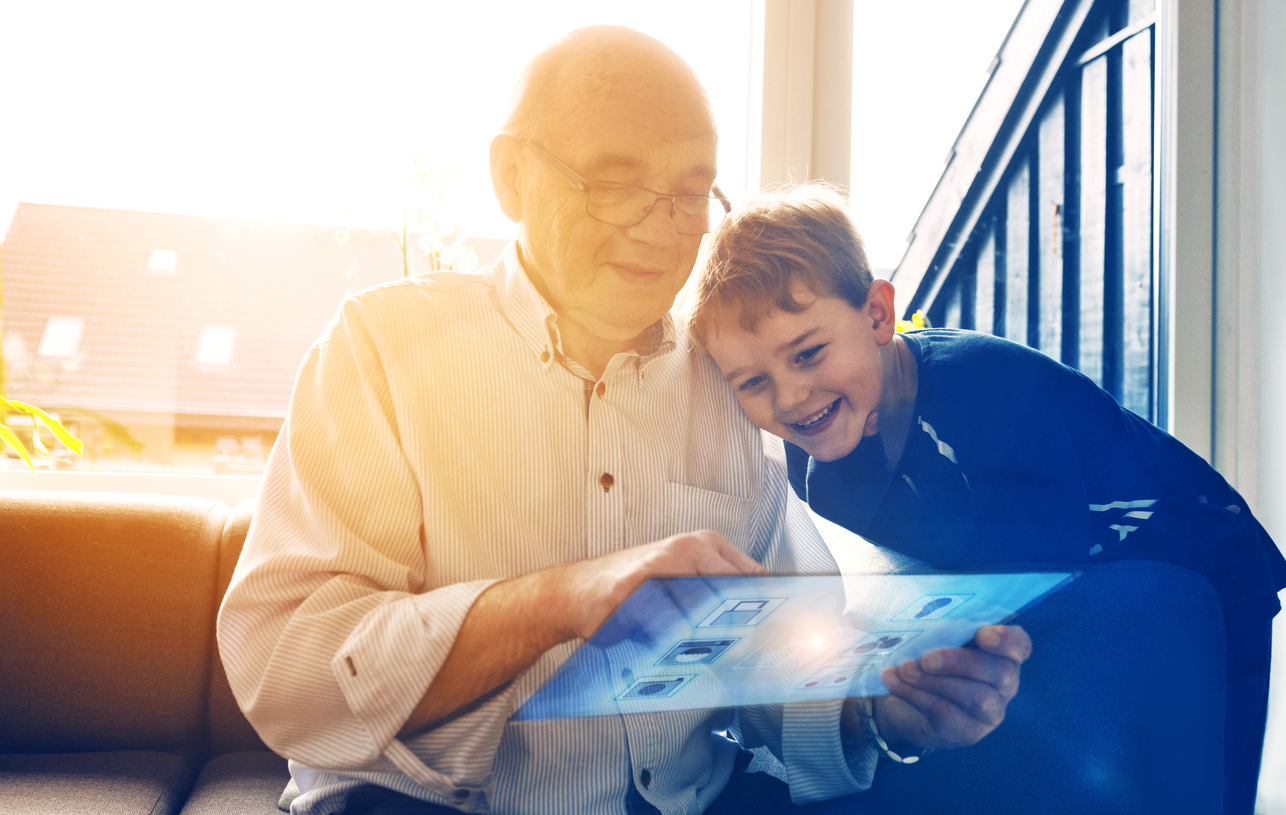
[787,329,1286,631]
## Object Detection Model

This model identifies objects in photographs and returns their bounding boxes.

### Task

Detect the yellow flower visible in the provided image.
[895,310,932,333]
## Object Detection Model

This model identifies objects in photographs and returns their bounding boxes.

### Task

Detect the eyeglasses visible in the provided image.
[525,141,731,235]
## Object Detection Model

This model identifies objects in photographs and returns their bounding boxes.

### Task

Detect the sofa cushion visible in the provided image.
[0,751,196,815]
[208,498,270,756]
[178,751,290,815]
[0,491,226,757]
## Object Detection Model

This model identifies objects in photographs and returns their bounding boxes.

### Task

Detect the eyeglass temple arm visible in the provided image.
[526,142,589,191]
[712,184,731,213]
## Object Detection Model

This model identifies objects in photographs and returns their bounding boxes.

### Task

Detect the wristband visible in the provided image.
[857,696,933,764]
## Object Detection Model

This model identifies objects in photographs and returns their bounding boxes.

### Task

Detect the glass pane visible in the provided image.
[850,0,1026,272]
[0,2,751,478]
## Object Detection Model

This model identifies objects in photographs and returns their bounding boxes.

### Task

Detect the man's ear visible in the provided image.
[867,279,899,346]
[490,135,523,224]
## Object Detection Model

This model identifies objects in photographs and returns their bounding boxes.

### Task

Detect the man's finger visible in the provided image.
[666,531,763,576]
[692,546,756,576]
[702,530,769,575]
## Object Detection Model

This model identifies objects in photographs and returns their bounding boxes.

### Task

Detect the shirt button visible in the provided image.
[453,789,471,801]
[595,381,606,398]
[639,769,652,789]
[599,472,615,492]
[540,349,550,363]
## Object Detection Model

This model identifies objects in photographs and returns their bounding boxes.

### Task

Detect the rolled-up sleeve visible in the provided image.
[216,299,505,796]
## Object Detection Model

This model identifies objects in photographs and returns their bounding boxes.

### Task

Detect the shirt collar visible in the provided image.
[491,241,678,378]
[492,242,561,368]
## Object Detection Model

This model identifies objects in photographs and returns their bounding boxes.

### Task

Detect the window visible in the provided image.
[0,4,753,489]
[196,325,236,365]
[37,316,84,357]
[146,248,178,274]
[889,0,1162,422]
[0,3,1003,494]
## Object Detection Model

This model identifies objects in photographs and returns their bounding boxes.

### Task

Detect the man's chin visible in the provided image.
[594,293,677,330]
[582,309,668,346]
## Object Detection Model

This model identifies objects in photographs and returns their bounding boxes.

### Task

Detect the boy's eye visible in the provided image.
[738,375,766,393]
[796,344,825,364]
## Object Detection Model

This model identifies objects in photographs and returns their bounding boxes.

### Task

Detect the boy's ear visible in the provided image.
[866,279,899,346]
[490,135,523,224]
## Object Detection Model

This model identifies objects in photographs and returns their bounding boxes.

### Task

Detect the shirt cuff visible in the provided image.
[780,698,879,804]
[330,579,500,793]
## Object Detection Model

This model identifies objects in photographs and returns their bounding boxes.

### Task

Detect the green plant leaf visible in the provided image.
[3,398,84,455]
[30,415,48,455]
[34,406,143,454]
[0,423,35,471]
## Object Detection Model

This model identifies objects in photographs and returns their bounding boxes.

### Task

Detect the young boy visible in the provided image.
[687,184,1286,815]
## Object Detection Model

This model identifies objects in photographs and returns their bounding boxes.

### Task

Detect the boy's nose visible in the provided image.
[775,375,811,415]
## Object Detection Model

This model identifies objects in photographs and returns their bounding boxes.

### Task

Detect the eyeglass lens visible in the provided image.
[585,183,726,235]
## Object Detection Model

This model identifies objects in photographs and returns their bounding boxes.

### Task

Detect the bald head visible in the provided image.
[489,27,721,367]
[503,26,715,148]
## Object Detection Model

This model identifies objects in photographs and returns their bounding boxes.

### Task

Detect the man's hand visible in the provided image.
[400,529,763,736]
[556,530,768,641]
[844,624,1032,751]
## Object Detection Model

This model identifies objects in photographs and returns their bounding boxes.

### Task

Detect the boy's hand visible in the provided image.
[863,624,1032,750]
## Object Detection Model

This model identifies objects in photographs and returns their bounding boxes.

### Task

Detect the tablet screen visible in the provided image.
[514,571,1074,721]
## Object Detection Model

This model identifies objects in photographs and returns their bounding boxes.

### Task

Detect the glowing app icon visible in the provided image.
[795,663,873,691]
[893,594,974,621]
[616,675,694,701]
[697,597,786,628]
[837,630,922,659]
[655,639,738,667]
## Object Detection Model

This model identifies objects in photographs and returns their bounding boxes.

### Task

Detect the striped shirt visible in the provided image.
[217,243,877,815]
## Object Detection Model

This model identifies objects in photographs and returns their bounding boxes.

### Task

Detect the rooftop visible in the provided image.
[1,203,507,422]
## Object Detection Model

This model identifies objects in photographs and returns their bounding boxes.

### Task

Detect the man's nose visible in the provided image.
[629,195,680,244]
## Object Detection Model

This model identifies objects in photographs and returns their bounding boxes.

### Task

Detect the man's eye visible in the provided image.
[796,345,825,364]
[738,375,765,392]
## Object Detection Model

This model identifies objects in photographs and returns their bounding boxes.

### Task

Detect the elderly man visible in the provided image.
[219,26,1030,815]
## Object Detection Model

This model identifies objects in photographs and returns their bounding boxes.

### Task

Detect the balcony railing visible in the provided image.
[900,0,1157,421]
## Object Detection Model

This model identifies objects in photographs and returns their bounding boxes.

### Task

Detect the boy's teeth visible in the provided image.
[795,401,835,428]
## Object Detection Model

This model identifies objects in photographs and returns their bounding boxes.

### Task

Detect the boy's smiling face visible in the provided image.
[704,280,899,462]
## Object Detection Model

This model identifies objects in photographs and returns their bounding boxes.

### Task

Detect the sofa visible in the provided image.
[0,490,1227,814]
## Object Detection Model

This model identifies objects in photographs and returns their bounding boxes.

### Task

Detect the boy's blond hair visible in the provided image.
[687,183,875,344]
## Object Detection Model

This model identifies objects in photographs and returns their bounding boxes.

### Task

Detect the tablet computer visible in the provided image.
[514,571,1074,721]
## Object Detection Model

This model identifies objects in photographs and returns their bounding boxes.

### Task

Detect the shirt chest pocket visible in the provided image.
[659,481,754,552]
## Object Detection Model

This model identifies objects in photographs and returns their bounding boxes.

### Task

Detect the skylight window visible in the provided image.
[197,325,236,364]
[38,316,85,357]
[147,249,178,274]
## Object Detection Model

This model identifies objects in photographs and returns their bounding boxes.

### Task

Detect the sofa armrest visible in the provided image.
[0,490,228,759]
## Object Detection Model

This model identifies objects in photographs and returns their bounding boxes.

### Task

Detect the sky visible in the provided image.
[0,0,1024,272]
